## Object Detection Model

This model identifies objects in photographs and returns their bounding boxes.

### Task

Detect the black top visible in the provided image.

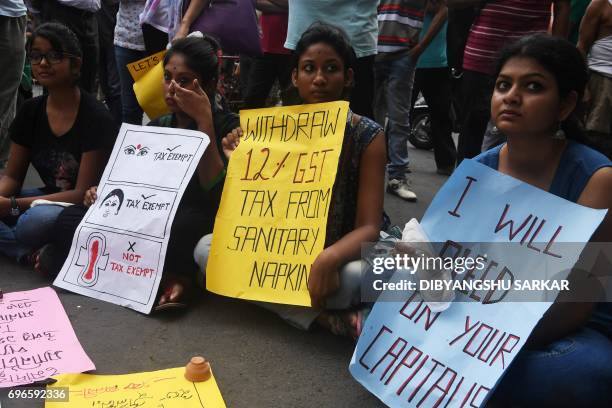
[148,110,239,233]
[9,91,117,193]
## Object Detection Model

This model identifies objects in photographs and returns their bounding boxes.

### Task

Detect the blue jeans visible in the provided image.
[114,45,147,125]
[0,15,26,165]
[492,326,612,406]
[374,54,417,181]
[0,189,65,260]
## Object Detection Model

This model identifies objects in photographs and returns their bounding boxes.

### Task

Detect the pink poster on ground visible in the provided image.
[0,287,95,387]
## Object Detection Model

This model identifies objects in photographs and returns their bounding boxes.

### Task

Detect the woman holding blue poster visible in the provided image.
[475,34,612,406]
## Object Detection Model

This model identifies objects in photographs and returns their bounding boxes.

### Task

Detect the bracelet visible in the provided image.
[9,196,20,217]
[201,168,227,192]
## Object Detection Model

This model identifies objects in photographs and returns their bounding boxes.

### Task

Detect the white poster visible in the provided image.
[54,124,209,313]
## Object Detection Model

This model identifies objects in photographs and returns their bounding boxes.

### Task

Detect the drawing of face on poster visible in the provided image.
[123,144,150,157]
[100,189,124,218]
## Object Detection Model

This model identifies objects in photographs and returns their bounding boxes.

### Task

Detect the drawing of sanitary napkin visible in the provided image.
[400,218,455,312]
[76,233,110,287]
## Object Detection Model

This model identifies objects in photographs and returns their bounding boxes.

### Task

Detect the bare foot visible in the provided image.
[317,310,363,340]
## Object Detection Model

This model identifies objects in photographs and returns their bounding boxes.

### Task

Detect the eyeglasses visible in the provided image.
[29,50,78,65]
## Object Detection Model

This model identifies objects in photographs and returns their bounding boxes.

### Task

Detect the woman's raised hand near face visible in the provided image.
[168,79,212,126]
[221,127,243,159]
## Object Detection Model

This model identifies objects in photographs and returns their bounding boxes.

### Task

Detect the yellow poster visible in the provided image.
[46,367,226,407]
[127,51,165,82]
[129,51,170,120]
[206,101,349,306]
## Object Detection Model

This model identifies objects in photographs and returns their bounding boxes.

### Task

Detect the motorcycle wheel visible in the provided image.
[409,108,433,150]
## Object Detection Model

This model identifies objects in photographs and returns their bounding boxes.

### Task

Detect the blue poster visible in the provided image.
[349,159,606,407]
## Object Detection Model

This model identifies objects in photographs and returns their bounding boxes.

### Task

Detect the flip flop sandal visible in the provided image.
[18,248,41,268]
[34,244,63,278]
[153,278,190,312]
[153,301,188,312]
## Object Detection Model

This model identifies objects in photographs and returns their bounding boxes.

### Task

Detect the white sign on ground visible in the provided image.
[54,124,208,313]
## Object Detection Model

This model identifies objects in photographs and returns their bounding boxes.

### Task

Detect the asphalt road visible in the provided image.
[0,144,448,408]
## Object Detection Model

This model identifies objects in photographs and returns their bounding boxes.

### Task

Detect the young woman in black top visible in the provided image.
[0,22,116,263]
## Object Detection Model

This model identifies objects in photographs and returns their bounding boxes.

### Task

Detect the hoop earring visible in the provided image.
[491,126,503,137]
[552,123,566,140]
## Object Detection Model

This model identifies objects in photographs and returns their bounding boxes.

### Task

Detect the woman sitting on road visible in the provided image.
[41,34,238,311]
[195,23,387,338]
[474,34,612,406]
[0,22,116,265]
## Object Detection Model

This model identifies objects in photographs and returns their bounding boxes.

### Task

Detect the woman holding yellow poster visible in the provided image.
[197,23,387,339]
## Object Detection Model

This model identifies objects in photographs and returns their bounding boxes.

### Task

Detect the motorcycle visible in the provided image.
[408,69,463,150]
[408,93,433,150]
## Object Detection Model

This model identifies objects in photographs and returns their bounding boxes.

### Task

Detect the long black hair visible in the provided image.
[494,33,588,143]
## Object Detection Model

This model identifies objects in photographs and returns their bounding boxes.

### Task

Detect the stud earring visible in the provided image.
[491,126,503,136]
[552,123,566,140]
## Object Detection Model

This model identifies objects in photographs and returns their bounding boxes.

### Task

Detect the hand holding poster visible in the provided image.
[349,160,607,407]
[0,287,94,387]
[206,102,349,306]
[54,124,209,314]
[46,366,226,407]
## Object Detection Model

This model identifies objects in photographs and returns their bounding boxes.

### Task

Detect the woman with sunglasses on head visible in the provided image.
[0,22,116,265]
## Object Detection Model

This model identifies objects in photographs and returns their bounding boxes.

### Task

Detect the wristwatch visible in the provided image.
[9,196,20,217]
